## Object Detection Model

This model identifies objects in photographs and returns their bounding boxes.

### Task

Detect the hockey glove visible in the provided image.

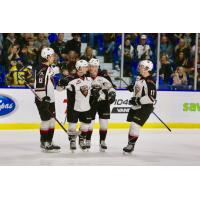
[108,91,116,104]
[91,88,100,99]
[41,96,51,111]
[129,97,141,106]
[58,77,70,87]
[126,85,134,92]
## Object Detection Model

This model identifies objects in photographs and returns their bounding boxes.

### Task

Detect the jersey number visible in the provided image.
[150,90,155,96]
[39,78,43,83]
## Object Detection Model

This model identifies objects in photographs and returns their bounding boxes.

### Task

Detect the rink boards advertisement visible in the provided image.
[0,88,200,129]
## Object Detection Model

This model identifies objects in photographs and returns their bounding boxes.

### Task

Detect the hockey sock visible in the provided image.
[48,128,55,142]
[80,123,89,140]
[128,122,140,144]
[128,134,138,144]
[86,130,93,140]
[40,130,49,142]
[99,130,107,142]
[99,119,108,142]
[48,118,55,142]
[40,120,51,143]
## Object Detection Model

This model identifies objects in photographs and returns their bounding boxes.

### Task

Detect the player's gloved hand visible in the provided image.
[91,88,100,99]
[126,85,134,92]
[108,91,116,104]
[58,77,69,87]
[41,96,51,110]
[129,97,141,106]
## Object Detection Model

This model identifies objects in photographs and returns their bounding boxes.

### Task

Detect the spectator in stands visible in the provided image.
[172,66,188,90]
[26,37,37,64]
[191,37,200,59]
[183,33,194,47]
[136,34,152,60]
[5,60,34,86]
[67,50,78,64]
[175,38,191,59]
[6,44,21,68]
[104,34,116,63]
[64,33,81,56]
[119,37,134,77]
[172,33,183,44]
[20,42,37,67]
[81,46,95,61]
[160,35,174,60]
[174,51,192,72]
[17,33,34,48]
[159,54,174,84]
[65,61,77,76]
[34,33,49,50]
[3,33,17,52]
[50,33,66,60]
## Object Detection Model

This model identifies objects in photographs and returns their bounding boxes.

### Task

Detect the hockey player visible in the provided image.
[123,60,156,153]
[34,47,61,152]
[86,58,116,151]
[60,60,92,151]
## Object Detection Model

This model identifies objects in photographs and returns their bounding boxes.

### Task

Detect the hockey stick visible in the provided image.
[115,77,131,86]
[116,77,172,132]
[17,73,77,136]
[152,112,171,132]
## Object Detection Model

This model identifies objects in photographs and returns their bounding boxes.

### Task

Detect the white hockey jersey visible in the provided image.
[131,75,156,110]
[67,76,92,112]
[34,64,59,103]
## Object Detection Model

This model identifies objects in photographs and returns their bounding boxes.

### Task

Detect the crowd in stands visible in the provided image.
[0,33,199,90]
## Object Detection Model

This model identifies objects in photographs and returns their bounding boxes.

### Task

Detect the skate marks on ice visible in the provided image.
[0,130,200,166]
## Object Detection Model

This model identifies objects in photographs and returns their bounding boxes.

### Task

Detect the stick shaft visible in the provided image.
[152,112,171,132]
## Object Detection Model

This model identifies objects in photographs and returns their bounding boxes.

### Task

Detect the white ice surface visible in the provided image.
[0,129,200,166]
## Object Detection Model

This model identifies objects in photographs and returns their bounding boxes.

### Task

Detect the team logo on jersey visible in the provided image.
[0,95,16,116]
[80,85,89,97]
[76,80,81,85]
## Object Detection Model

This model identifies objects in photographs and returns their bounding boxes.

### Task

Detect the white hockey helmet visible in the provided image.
[88,58,100,68]
[139,60,153,71]
[41,47,55,59]
[75,59,88,70]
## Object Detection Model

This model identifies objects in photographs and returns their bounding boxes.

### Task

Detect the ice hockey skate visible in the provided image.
[86,140,91,150]
[99,140,107,152]
[123,142,135,154]
[40,142,59,153]
[68,135,77,152]
[79,138,87,151]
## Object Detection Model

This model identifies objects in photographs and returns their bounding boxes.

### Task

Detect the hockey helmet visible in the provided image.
[138,60,153,71]
[41,47,55,59]
[88,58,100,68]
[75,60,88,71]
